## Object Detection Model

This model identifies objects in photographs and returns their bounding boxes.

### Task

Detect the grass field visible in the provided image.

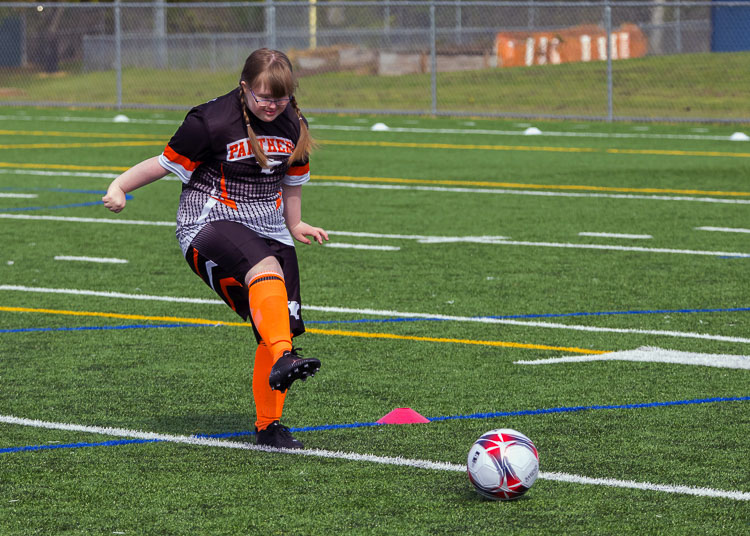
[0,106,749,534]
[2,51,750,120]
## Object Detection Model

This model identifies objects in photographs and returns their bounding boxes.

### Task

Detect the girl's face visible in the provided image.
[242,80,289,122]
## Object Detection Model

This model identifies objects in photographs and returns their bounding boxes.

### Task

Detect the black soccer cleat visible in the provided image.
[268,348,320,393]
[255,421,304,449]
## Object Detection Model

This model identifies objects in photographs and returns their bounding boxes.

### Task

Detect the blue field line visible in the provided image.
[1,187,109,195]
[0,186,107,195]
[0,438,160,454]
[480,306,750,320]
[2,305,748,333]
[2,396,747,455]
[0,324,188,334]
[0,202,106,212]
[308,306,750,325]
[426,396,750,422]
[0,187,131,212]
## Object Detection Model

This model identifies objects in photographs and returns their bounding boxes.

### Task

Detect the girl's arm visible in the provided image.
[282,184,328,245]
[102,156,170,213]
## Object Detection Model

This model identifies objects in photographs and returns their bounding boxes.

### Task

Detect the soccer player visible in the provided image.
[102,48,327,449]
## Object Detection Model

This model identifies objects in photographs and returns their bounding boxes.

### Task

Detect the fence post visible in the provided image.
[155,0,167,69]
[383,0,391,35]
[676,1,683,53]
[651,0,666,55]
[605,0,613,122]
[456,0,463,46]
[309,0,317,49]
[430,1,437,114]
[114,0,122,109]
[527,0,536,30]
[265,0,276,49]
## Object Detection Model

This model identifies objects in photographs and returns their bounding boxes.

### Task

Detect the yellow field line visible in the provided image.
[0,161,129,172]
[304,327,606,354]
[1,138,586,153]
[606,148,750,158]
[319,138,750,158]
[2,127,748,158]
[1,160,748,198]
[2,132,749,158]
[0,305,606,355]
[0,129,166,140]
[320,139,597,153]
[0,141,164,150]
[314,175,750,197]
[0,305,242,327]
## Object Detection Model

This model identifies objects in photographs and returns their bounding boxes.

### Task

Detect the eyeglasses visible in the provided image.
[250,89,291,107]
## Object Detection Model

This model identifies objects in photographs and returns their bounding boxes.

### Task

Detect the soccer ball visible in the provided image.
[467,428,539,500]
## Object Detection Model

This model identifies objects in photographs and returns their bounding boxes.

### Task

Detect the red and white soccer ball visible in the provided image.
[467,428,539,500]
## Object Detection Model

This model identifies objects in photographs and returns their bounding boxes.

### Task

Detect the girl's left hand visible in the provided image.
[289,221,329,245]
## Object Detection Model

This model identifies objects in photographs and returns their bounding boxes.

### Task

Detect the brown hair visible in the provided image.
[238,48,314,168]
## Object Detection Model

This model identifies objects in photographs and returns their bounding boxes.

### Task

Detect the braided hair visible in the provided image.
[238,48,314,169]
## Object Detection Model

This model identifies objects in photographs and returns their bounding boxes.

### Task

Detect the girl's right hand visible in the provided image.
[102,182,127,213]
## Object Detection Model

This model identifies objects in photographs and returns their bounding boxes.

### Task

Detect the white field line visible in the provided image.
[0,169,119,179]
[0,285,224,305]
[0,114,182,126]
[310,181,750,205]
[0,214,747,257]
[0,168,180,182]
[0,285,222,309]
[515,346,750,369]
[538,472,750,501]
[328,231,510,243]
[0,214,175,226]
[54,255,129,264]
[2,413,749,501]
[3,114,741,142]
[0,193,37,199]
[578,232,652,239]
[696,226,750,234]
[311,123,749,143]
[0,215,507,244]
[325,243,401,251]
[2,285,750,345]
[486,239,750,258]
[2,166,748,204]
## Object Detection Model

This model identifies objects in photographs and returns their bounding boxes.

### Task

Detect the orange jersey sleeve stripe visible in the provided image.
[287,162,309,176]
[163,144,201,172]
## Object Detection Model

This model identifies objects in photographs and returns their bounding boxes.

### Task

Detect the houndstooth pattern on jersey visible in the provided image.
[176,159,291,254]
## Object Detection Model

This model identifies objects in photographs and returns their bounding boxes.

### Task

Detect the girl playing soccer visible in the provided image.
[102,48,328,449]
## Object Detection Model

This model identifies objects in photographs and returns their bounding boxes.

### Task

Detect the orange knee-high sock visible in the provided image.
[252,342,287,431]
[247,271,293,360]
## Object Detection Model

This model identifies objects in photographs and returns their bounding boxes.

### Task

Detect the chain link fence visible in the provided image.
[1,1,749,122]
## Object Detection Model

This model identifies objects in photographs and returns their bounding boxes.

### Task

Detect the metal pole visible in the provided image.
[528,0,536,30]
[605,1,613,122]
[155,0,167,69]
[676,1,682,54]
[456,0,463,46]
[114,0,122,109]
[265,0,276,49]
[385,0,391,47]
[309,0,317,49]
[651,0,666,55]
[430,1,437,114]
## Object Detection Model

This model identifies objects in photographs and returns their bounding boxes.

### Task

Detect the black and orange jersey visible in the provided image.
[158,89,310,253]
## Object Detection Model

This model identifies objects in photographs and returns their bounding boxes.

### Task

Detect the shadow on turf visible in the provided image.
[463,488,535,503]
[140,413,255,437]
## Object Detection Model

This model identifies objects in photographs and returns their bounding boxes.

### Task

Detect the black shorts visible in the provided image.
[185,220,305,342]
